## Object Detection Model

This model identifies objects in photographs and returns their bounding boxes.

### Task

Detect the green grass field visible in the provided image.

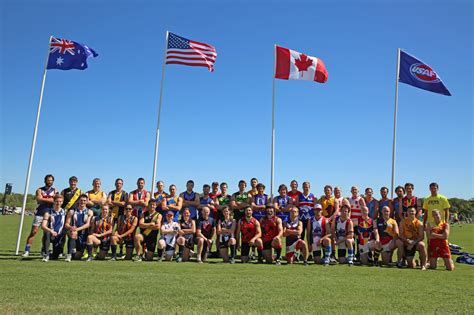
[1,215,473,314]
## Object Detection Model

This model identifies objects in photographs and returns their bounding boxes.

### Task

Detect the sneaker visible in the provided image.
[303,260,308,266]
[307,254,313,261]
[396,261,404,268]
[421,265,427,271]
[230,258,235,264]
[86,257,93,262]
[157,256,163,262]
[134,255,142,262]
[275,259,281,266]
[83,252,89,260]
[119,254,126,260]
[197,258,203,264]
[22,251,29,258]
[258,257,264,264]
[348,258,354,266]
[176,257,182,263]
[65,254,72,262]
[58,253,64,259]
[329,256,338,264]
[323,258,330,266]
[110,256,117,261]
[42,256,49,262]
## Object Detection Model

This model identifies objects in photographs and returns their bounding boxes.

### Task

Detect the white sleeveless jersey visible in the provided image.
[162,221,179,247]
[349,196,363,222]
[336,217,349,239]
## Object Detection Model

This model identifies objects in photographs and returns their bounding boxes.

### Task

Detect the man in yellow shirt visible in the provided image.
[422,182,450,226]
[396,207,426,270]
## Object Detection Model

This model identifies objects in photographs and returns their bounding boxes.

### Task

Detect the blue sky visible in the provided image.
[1,0,472,199]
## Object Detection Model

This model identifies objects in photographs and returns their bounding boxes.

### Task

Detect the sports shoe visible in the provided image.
[348,258,354,266]
[22,251,29,258]
[323,257,330,266]
[176,257,182,263]
[258,257,264,264]
[230,258,235,264]
[110,256,117,261]
[157,256,163,262]
[329,256,338,264]
[396,261,404,268]
[197,258,203,264]
[42,255,49,262]
[303,260,308,266]
[87,257,93,262]
[58,253,64,259]
[65,254,72,262]
[119,254,126,260]
[307,254,313,261]
[421,265,427,271]
[275,259,281,266]
[134,255,142,262]
[83,252,89,260]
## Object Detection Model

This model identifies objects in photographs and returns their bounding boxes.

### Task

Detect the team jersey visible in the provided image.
[36,186,57,217]
[357,217,375,245]
[320,196,335,218]
[402,196,418,217]
[153,191,168,213]
[109,190,128,219]
[166,196,180,221]
[93,216,113,240]
[376,217,397,244]
[401,217,422,240]
[161,221,180,247]
[130,189,148,218]
[209,192,221,201]
[87,190,106,215]
[198,217,215,239]
[393,197,403,221]
[219,219,235,242]
[62,187,82,210]
[117,215,137,241]
[70,207,90,229]
[298,193,315,220]
[423,194,450,225]
[311,216,328,242]
[288,190,302,202]
[261,216,279,242]
[349,196,363,223]
[378,198,391,217]
[274,195,291,222]
[253,194,268,220]
[240,217,258,243]
[180,219,194,234]
[285,219,301,246]
[232,191,249,214]
[48,209,66,234]
[182,191,198,218]
[429,222,449,251]
[365,198,377,219]
[217,194,231,206]
[141,211,161,237]
[335,216,351,239]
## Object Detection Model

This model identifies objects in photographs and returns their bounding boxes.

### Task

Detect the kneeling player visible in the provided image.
[177,207,196,262]
[111,205,137,260]
[196,207,216,263]
[217,206,237,263]
[308,204,332,265]
[427,210,454,271]
[374,206,398,266]
[236,207,263,263]
[41,195,66,261]
[158,211,181,261]
[284,206,308,265]
[134,200,162,261]
[332,205,354,265]
[65,194,93,261]
[396,207,426,269]
[357,206,376,266]
[86,205,114,261]
[260,206,283,264]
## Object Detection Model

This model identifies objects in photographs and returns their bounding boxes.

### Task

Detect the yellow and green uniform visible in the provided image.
[87,190,106,217]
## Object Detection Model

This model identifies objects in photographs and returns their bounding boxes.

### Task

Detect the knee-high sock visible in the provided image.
[68,239,76,255]
[111,245,117,257]
[230,244,236,259]
[87,244,93,257]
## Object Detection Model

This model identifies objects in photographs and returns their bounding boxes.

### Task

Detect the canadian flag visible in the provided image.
[274,45,328,83]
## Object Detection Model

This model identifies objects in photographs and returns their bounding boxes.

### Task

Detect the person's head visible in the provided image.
[313,204,322,218]
[334,186,342,198]
[324,185,333,197]
[211,182,219,193]
[290,180,298,191]
[148,199,157,212]
[182,207,190,221]
[432,209,441,224]
[290,206,299,220]
[124,204,133,217]
[340,205,350,219]
[186,180,194,191]
[220,182,228,194]
[250,178,258,189]
[407,207,416,219]
[395,186,405,198]
[266,205,275,217]
[380,187,389,198]
[92,178,101,190]
[404,183,414,195]
[169,184,177,196]
[166,211,174,222]
[115,178,123,190]
[69,176,78,189]
[44,174,54,187]
[201,206,210,219]
[257,183,265,194]
[79,194,88,207]
[137,178,145,190]
[382,206,390,219]
[53,194,63,208]
[429,183,439,196]
[238,180,247,191]
[278,184,288,196]
[302,182,310,193]
[156,180,165,192]
[101,204,109,218]
[351,186,359,197]
[365,187,373,198]
[203,184,210,195]
[361,206,369,219]
[222,206,231,219]
[245,207,253,218]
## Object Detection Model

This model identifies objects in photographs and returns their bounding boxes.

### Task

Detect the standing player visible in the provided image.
[107,178,128,222]
[216,206,237,263]
[236,207,263,263]
[273,184,293,224]
[41,195,66,261]
[153,180,168,216]
[23,174,58,258]
[260,206,283,264]
[373,206,398,266]
[86,178,107,217]
[61,176,82,212]
[332,205,354,265]
[128,178,150,219]
[196,207,216,263]
[198,184,218,219]
[134,200,162,261]
[180,180,199,220]
[308,204,332,265]
[209,182,221,216]
[332,186,350,261]
[284,206,308,265]
[393,186,405,223]
[396,207,426,269]
[319,185,335,221]
[65,194,94,262]
[378,187,393,218]
[231,180,251,222]
[422,183,450,228]
[176,207,196,262]
[364,187,379,220]
[295,182,316,242]
[427,210,454,271]
[110,205,137,261]
[215,182,232,221]
[86,205,113,261]
[161,184,183,222]
[288,180,302,202]
[158,211,181,261]
[349,186,366,259]
[403,183,421,219]
[357,206,376,266]
[251,183,270,221]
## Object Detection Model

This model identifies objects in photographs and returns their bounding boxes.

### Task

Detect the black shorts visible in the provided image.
[263,241,273,251]
[404,245,417,257]
[100,238,111,251]
[76,232,88,252]
[122,238,134,249]
[184,234,194,250]
[241,242,251,257]
[142,233,157,253]
[219,234,232,249]
[165,244,175,252]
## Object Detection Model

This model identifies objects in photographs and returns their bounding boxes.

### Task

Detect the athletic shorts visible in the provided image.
[263,241,273,250]
[219,234,232,249]
[120,238,134,249]
[75,232,88,252]
[381,240,394,252]
[183,234,194,250]
[312,237,322,251]
[404,244,417,257]
[337,237,347,250]
[429,242,451,259]
[142,234,157,253]
[165,244,175,256]
[100,238,111,251]
[285,240,304,260]
[359,240,375,254]
[32,215,44,227]
[241,242,251,257]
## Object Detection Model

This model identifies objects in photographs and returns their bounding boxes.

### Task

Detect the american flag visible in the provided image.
[166,32,217,72]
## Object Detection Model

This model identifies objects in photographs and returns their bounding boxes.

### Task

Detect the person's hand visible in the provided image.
[52,231,58,237]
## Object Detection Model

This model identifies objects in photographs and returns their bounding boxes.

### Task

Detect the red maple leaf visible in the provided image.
[294,53,313,76]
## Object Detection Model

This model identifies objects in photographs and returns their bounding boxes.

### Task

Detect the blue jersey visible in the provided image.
[366,199,377,219]
[393,198,403,221]
[378,199,391,217]
[275,195,290,222]
[298,193,315,220]
[166,196,181,222]
[36,186,56,217]
[285,219,300,246]
[183,191,198,219]
[71,208,90,233]
[49,209,66,234]
[253,194,268,220]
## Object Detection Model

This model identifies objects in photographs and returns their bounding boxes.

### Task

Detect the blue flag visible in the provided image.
[398,50,451,96]
[47,37,98,70]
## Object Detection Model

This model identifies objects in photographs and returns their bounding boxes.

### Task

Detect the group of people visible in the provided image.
[22,175,455,270]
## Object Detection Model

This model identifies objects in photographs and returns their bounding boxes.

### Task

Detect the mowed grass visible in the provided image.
[1,216,473,314]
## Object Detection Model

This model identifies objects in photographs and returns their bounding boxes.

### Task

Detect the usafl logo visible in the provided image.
[409,63,440,83]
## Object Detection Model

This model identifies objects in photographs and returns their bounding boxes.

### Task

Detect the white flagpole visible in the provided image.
[390,48,401,199]
[270,45,276,198]
[15,36,52,255]
[150,31,169,197]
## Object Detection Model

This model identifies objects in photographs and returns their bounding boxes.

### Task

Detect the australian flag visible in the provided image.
[47,37,98,70]
[398,50,451,96]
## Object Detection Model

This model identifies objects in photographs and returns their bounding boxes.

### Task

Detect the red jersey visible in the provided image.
[288,190,302,202]
[429,222,450,258]
[261,216,279,242]
[240,217,258,243]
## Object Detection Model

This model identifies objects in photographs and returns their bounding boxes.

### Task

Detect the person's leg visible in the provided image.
[443,258,454,271]
[24,219,41,256]
[416,242,427,269]
[134,234,144,260]
[322,238,331,265]
[43,232,51,260]
[346,239,354,264]
[229,238,237,262]
[176,237,185,262]
[395,239,405,266]
[197,237,204,262]
[272,238,282,264]
[429,257,437,269]
[110,236,118,259]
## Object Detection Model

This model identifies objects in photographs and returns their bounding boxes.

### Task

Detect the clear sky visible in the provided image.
[1,0,472,199]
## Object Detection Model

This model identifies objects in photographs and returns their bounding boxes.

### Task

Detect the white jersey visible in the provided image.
[336,217,349,239]
[161,221,179,247]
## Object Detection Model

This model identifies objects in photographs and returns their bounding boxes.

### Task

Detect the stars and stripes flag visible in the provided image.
[166,32,217,72]
[47,37,98,70]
